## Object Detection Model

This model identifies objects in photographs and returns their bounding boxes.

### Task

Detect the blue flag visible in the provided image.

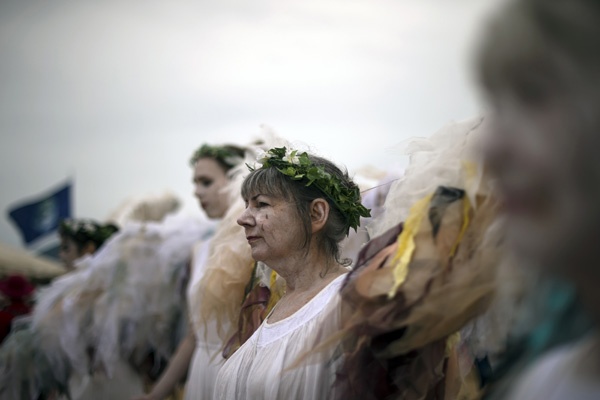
[7,182,72,245]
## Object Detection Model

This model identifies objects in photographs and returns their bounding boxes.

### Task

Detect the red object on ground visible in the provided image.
[0,274,35,343]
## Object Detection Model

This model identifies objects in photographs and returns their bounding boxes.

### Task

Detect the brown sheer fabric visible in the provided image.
[323,184,502,400]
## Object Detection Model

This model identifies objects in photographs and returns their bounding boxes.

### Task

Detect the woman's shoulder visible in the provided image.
[273,273,345,325]
[311,272,347,305]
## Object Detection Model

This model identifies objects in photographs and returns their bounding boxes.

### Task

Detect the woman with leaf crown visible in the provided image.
[214,116,506,400]
[137,136,288,400]
[214,146,370,400]
[131,142,251,400]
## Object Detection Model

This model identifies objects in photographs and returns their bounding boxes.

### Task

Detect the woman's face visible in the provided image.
[193,158,230,219]
[483,77,599,269]
[237,193,305,266]
[59,236,83,270]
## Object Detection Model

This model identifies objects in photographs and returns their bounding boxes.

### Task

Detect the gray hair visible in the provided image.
[477,0,600,192]
[477,0,600,101]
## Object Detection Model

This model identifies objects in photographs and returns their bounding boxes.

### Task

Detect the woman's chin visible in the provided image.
[249,248,265,263]
[204,210,220,219]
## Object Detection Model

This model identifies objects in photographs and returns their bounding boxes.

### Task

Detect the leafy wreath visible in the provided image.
[189,144,243,169]
[249,147,371,233]
[59,219,118,246]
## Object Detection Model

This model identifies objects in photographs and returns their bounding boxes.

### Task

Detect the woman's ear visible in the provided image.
[81,242,97,256]
[310,198,330,233]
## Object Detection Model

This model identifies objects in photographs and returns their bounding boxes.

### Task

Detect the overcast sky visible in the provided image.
[0,0,498,248]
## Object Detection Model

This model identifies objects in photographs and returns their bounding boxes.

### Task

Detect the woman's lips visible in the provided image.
[246,236,261,243]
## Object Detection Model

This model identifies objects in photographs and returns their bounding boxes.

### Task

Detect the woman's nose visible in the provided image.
[194,185,204,200]
[237,207,253,227]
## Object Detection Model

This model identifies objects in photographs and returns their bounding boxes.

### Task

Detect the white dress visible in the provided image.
[214,273,346,400]
[184,238,230,399]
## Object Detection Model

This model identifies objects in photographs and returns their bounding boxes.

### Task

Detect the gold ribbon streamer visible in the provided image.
[387,193,433,299]
[266,269,283,312]
[388,191,472,298]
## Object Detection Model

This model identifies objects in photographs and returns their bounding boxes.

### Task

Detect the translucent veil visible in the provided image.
[306,116,508,399]
[370,116,487,238]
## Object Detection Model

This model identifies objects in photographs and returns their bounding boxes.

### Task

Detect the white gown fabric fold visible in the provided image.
[184,237,230,400]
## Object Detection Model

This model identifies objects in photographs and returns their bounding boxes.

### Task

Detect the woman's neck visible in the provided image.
[269,243,345,294]
[265,243,346,323]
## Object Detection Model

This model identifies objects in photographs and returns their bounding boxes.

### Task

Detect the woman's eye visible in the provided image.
[257,202,269,208]
[201,179,213,187]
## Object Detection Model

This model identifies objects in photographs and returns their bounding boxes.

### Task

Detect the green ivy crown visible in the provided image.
[248,147,371,233]
[189,144,244,169]
[60,219,118,245]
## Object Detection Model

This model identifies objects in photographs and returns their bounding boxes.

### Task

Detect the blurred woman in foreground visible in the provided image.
[478,0,600,398]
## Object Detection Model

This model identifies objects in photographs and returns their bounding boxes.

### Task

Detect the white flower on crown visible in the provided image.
[256,150,273,166]
[83,222,97,233]
[283,148,300,165]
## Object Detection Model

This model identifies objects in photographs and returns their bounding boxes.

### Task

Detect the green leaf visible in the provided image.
[255,146,372,234]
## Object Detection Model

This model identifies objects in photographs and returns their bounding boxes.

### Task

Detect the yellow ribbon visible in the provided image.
[388,191,472,298]
[445,332,461,356]
[387,193,433,299]
[266,269,284,312]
